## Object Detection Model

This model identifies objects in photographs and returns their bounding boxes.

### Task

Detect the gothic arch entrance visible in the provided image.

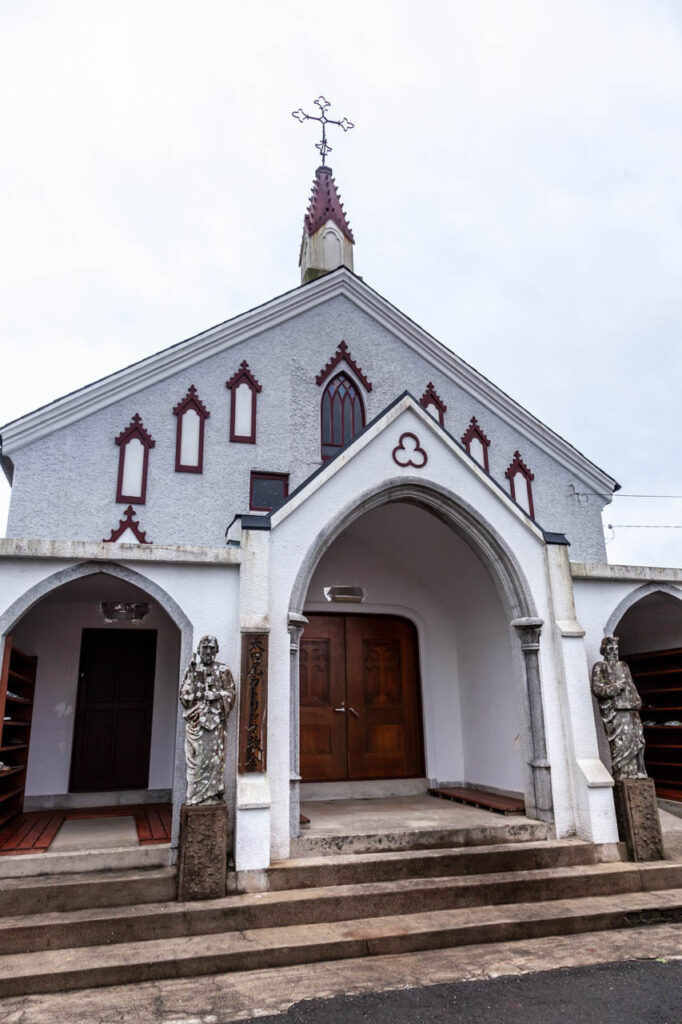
[287,481,550,832]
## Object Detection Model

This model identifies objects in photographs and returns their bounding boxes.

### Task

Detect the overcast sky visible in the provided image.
[1,0,681,565]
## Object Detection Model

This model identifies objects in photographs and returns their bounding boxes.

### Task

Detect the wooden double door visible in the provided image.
[70,629,157,792]
[300,615,424,781]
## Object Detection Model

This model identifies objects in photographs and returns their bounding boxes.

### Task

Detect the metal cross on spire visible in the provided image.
[292,95,354,166]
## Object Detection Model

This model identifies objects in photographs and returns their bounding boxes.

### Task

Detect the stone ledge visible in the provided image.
[0,538,241,565]
[571,562,682,582]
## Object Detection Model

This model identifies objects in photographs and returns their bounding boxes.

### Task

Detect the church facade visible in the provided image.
[1,164,680,879]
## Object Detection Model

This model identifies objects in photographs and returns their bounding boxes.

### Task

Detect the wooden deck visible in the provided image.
[428,787,525,815]
[0,803,172,855]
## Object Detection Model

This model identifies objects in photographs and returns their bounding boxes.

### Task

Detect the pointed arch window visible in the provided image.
[505,450,535,519]
[173,385,210,473]
[419,382,447,427]
[321,373,365,460]
[226,361,262,444]
[461,416,491,472]
[115,414,155,504]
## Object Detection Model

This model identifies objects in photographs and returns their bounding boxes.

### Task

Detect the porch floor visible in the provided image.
[0,804,172,856]
[294,794,550,856]
[299,795,537,836]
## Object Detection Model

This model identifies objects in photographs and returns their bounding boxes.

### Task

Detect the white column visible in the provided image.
[234,527,272,874]
[545,543,618,843]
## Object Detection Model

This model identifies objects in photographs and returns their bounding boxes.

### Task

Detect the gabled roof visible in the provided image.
[0,267,618,496]
[303,166,354,242]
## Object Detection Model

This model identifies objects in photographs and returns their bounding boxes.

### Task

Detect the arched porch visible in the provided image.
[284,481,554,844]
[0,562,191,857]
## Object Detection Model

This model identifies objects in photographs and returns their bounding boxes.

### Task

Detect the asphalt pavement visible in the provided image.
[239,960,682,1024]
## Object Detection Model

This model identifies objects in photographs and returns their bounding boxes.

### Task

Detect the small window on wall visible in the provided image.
[115,414,155,504]
[461,417,491,472]
[321,373,365,460]
[418,382,447,427]
[505,450,535,519]
[173,386,210,473]
[250,472,289,512]
[226,361,262,444]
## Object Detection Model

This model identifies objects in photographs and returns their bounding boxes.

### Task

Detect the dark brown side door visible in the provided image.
[70,628,157,792]
[299,616,347,782]
[300,614,424,782]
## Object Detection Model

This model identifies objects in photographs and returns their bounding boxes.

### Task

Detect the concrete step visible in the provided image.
[0,866,177,917]
[264,839,604,891]
[290,818,549,857]
[1,887,681,997]
[2,860,680,956]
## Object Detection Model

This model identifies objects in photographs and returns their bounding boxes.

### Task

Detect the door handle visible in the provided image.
[334,702,346,713]
[347,705,360,718]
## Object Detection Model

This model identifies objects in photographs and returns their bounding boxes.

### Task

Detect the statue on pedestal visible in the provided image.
[591,635,647,780]
[180,635,236,805]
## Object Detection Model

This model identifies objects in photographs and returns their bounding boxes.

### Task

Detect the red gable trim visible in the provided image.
[114,413,155,449]
[104,506,150,544]
[418,382,447,425]
[505,450,534,482]
[225,360,262,393]
[461,416,491,472]
[505,450,535,519]
[173,384,210,419]
[315,341,372,391]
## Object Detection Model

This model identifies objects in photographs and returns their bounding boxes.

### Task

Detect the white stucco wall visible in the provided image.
[306,502,524,794]
[4,286,611,562]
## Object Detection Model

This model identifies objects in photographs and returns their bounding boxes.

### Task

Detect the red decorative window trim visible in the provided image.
[461,416,491,472]
[315,340,372,392]
[320,372,366,460]
[249,472,289,512]
[173,385,210,473]
[505,450,535,519]
[114,413,155,504]
[418,382,447,426]
[226,361,262,444]
[104,505,150,544]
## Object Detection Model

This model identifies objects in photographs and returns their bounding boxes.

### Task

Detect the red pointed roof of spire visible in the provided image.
[303,166,354,243]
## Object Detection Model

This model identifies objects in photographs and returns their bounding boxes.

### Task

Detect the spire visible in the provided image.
[299,165,355,284]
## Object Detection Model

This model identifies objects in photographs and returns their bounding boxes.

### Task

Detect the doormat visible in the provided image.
[428,787,525,815]
[0,803,172,855]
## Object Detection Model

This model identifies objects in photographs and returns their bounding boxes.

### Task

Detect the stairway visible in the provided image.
[0,840,681,997]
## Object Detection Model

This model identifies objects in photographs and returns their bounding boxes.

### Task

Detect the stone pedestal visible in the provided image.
[613,779,665,862]
[178,802,228,901]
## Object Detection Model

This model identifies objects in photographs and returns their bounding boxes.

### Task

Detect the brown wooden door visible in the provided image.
[70,629,157,792]
[300,617,347,782]
[300,615,424,782]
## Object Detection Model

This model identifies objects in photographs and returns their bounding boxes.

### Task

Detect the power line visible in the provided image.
[583,492,682,499]
[606,524,682,529]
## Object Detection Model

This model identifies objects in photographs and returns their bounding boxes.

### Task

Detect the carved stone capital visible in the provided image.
[512,617,544,651]
[287,613,309,654]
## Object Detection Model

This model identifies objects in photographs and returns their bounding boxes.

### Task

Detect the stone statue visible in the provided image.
[180,635,236,805]
[591,635,647,780]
